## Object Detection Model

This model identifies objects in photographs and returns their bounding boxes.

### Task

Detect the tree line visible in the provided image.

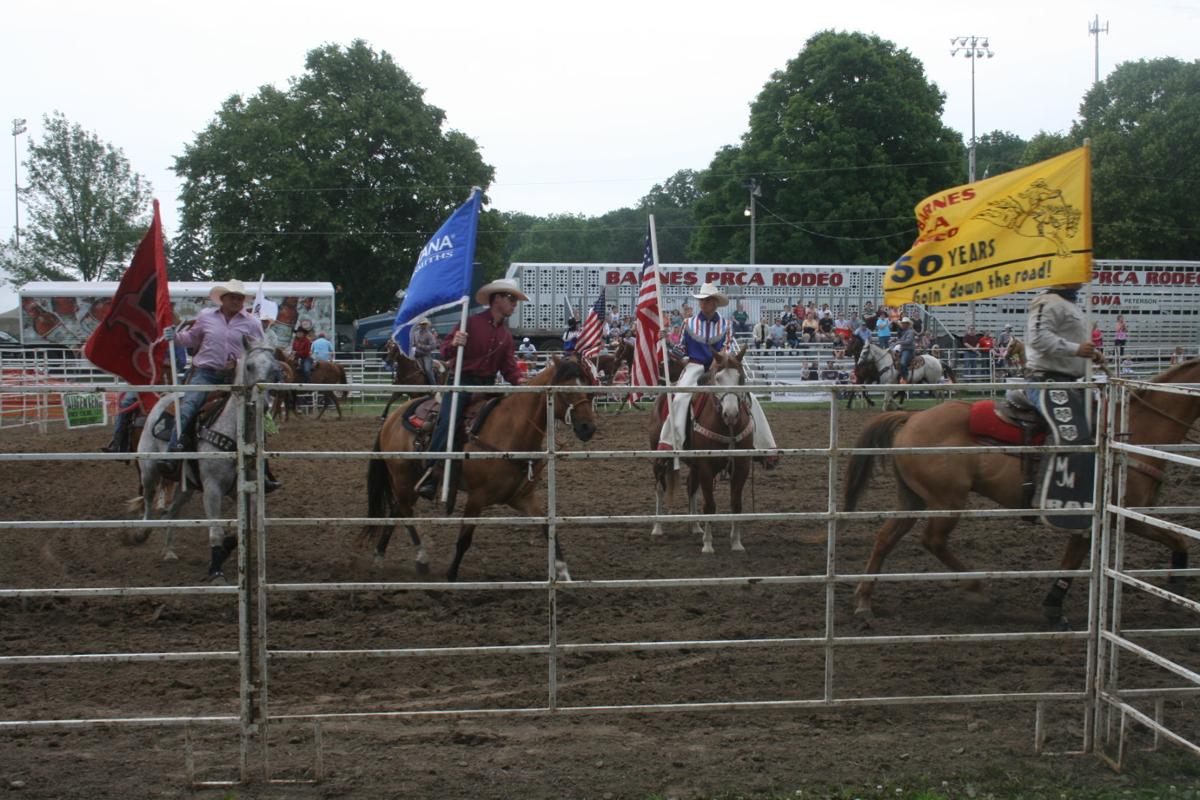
[5,33,1199,320]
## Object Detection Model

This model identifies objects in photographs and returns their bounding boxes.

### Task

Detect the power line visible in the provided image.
[755,200,916,242]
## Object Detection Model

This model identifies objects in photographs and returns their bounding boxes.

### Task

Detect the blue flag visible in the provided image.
[392,190,482,354]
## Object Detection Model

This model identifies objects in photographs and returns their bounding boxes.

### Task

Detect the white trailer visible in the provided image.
[17,280,336,347]
[505,260,1200,342]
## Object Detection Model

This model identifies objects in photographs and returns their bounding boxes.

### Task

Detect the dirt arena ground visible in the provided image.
[1,402,1198,798]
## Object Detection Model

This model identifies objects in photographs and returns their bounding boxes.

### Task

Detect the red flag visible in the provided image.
[630,224,663,400]
[83,200,171,414]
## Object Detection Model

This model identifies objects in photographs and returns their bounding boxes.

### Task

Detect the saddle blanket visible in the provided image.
[967,401,1045,446]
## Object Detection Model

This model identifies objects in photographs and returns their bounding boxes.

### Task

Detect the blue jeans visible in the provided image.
[427,374,495,468]
[898,349,914,380]
[298,357,313,382]
[169,366,231,448]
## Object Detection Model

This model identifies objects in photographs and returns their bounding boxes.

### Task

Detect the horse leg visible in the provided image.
[854,515,921,624]
[1041,534,1089,629]
[729,459,747,552]
[203,486,234,583]
[330,391,343,420]
[512,490,571,581]
[699,466,717,555]
[160,483,194,561]
[651,470,666,538]
[688,469,704,538]
[916,515,987,601]
[447,495,485,582]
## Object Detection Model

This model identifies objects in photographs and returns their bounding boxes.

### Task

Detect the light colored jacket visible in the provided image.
[1025,291,1088,377]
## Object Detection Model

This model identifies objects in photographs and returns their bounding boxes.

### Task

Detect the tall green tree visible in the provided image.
[688,31,962,266]
[2,111,152,284]
[174,40,494,318]
[1073,57,1200,259]
[974,130,1028,179]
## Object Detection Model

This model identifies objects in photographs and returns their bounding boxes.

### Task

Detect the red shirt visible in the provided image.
[442,309,521,385]
[291,335,312,358]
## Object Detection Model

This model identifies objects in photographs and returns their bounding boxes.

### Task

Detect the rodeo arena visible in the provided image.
[1,204,1199,793]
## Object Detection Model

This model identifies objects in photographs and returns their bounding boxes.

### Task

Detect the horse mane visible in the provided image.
[524,357,583,387]
[1129,357,1200,404]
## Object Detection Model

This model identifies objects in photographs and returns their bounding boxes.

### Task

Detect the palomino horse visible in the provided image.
[379,340,445,421]
[361,357,598,581]
[133,341,282,580]
[842,359,1199,628]
[648,346,753,553]
[997,338,1026,378]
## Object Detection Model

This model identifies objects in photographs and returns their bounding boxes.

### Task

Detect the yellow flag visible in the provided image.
[883,146,1092,307]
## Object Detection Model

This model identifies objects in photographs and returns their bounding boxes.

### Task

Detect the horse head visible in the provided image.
[708,347,747,427]
[548,356,597,442]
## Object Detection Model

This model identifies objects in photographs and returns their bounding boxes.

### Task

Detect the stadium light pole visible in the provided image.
[950,36,994,183]
[743,177,761,265]
[11,118,25,250]
[1089,15,1109,85]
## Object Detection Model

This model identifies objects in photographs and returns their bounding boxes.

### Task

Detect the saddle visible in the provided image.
[400,394,502,452]
[151,392,234,485]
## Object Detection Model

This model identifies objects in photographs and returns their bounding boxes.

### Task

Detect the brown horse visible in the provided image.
[842,359,1198,628]
[360,357,598,581]
[379,340,444,420]
[307,360,349,419]
[596,340,634,386]
[648,346,753,553]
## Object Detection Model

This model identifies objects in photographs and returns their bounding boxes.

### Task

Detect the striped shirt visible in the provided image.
[683,312,731,368]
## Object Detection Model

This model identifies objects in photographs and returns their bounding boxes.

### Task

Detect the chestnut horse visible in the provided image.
[648,346,753,553]
[842,359,1198,628]
[360,357,598,581]
[596,340,634,386]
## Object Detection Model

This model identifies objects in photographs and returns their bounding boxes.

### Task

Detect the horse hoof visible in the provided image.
[372,553,385,570]
[206,571,227,585]
[854,609,875,630]
[650,525,664,537]
[414,560,430,575]
[731,543,745,552]
[701,545,714,554]
[162,551,179,562]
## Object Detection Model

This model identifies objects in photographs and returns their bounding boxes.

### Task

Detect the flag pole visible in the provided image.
[649,215,680,471]
[440,296,472,503]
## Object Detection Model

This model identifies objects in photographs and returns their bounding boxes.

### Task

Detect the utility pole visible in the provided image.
[11,118,26,250]
[744,178,762,265]
[1089,15,1109,84]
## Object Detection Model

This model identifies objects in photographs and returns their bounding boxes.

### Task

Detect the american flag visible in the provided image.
[577,290,606,359]
[630,222,663,399]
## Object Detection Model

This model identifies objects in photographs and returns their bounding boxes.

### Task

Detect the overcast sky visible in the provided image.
[3,0,1198,311]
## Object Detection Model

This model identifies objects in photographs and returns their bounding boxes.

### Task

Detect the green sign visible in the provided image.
[61,392,109,429]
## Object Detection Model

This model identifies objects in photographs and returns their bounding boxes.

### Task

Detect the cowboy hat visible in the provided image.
[691,282,729,307]
[900,316,912,324]
[475,278,528,306]
[416,317,430,325]
[208,279,249,304]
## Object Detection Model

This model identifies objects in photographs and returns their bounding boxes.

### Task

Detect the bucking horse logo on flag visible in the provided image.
[972,179,1082,258]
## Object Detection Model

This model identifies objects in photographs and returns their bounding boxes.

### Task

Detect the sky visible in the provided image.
[3,0,1199,311]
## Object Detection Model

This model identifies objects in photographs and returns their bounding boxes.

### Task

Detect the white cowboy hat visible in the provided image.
[415,317,430,325]
[475,278,529,306]
[209,279,249,304]
[691,282,729,307]
[900,316,912,324]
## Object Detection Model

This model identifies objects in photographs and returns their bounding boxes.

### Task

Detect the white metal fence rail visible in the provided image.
[0,375,1196,782]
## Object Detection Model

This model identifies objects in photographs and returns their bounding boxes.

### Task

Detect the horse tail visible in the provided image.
[942,360,957,383]
[843,411,912,512]
[359,430,396,550]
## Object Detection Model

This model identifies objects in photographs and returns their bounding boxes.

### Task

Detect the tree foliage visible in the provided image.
[174,40,494,318]
[2,111,152,284]
[1073,57,1200,259]
[974,130,1028,179]
[688,31,962,266]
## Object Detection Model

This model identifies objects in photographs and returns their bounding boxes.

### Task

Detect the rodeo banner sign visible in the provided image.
[883,146,1092,307]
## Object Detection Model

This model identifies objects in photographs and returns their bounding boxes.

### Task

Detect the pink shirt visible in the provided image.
[175,307,264,370]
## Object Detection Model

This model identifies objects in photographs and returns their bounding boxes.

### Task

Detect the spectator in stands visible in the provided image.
[1121,356,1135,376]
[1114,315,1128,356]
[820,360,840,381]
[517,337,537,356]
[732,304,750,333]
[855,318,873,347]
[680,302,693,321]
[875,312,891,348]
[768,318,785,349]
[817,313,834,342]
[1171,346,1186,365]
[752,315,769,350]
[1090,321,1103,350]
[668,306,682,329]
[802,310,819,343]
[804,361,819,381]
[961,325,982,376]
[785,318,801,349]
